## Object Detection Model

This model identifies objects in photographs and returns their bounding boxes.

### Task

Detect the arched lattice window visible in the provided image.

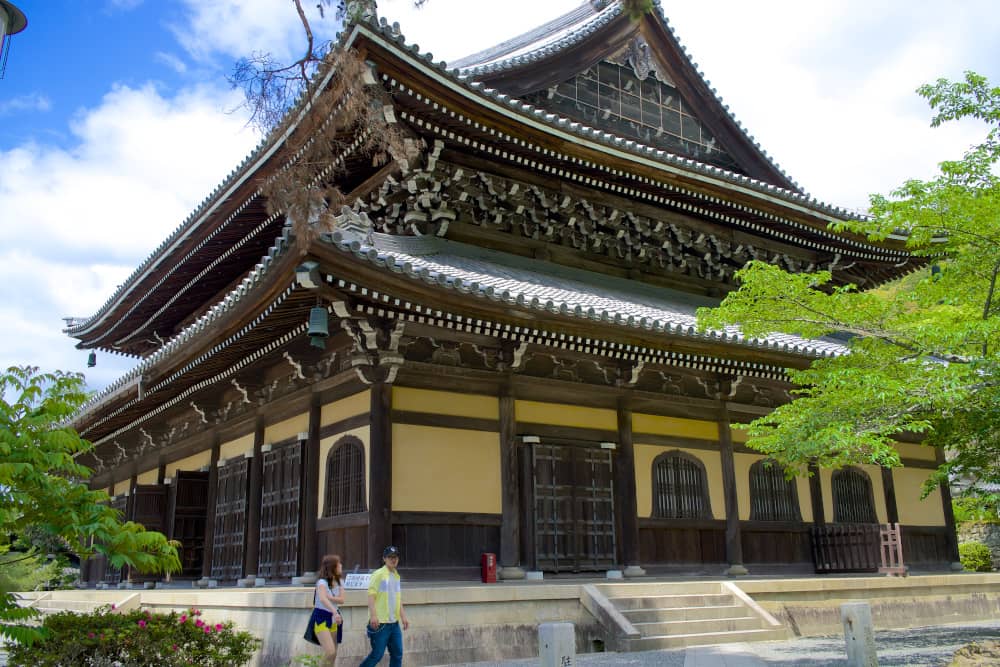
[323,437,366,517]
[832,467,878,524]
[652,451,712,519]
[749,459,801,522]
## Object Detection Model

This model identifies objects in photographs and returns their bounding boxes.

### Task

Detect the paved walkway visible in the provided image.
[436,620,1000,667]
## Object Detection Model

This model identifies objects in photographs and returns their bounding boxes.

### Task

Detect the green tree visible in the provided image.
[696,72,1000,496]
[0,366,180,645]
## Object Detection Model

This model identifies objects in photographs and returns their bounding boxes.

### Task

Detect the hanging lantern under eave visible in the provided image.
[87,351,97,368]
[0,1,28,80]
[308,306,329,349]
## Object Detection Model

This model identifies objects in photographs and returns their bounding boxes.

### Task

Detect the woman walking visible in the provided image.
[310,554,345,666]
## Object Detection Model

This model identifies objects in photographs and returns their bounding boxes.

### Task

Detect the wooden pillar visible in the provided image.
[518,437,535,570]
[201,436,221,580]
[808,462,826,525]
[718,385,746,575]
[368,382,392,568]
[615,396,643,576]
[157,462,167,485]
[498,389,524,578]
[300,396,321,574]
[243,418,265,579]
[881,467,899,524]
[935,448,962,567]
[124,474,137,582]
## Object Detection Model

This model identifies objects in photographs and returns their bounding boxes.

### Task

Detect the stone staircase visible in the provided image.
[582,581,788,651]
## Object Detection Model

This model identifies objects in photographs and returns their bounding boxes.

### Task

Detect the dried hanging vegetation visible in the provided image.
[229,0,407,239]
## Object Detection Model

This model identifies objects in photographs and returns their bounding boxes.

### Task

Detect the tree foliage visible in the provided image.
[0,366,180,645]
[697,72,1000,495]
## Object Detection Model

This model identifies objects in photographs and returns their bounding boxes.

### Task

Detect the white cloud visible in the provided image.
[0,83,259,387]
[155,51,188,74]
[0,93,51,116]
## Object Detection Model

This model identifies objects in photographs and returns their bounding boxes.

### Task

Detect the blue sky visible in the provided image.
[2,0,999,392]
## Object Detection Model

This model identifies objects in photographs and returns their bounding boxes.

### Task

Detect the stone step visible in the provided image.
[633,615,766,637]
[622,604,755,624]
[626,627,787,652]
[611,593,735,610]
[598,582,726,597]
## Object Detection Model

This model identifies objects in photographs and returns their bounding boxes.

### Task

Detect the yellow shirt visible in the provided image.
[368,565,401,623]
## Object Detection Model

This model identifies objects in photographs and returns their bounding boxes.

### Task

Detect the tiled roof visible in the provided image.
[325,209,849,359]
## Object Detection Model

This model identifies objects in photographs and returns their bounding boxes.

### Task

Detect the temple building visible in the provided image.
[68,1,957,586]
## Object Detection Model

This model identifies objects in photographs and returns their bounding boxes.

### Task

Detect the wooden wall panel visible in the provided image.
[638,519,726,565]
[741,523,812,564]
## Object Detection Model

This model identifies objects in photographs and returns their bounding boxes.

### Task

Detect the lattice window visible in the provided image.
[832,467,878,524]
[652,451,712,519]
[523,60,740,173]
[323,437,366,517]
[749,459,802,522]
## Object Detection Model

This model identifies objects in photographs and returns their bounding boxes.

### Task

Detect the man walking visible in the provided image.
[360,545,409,667]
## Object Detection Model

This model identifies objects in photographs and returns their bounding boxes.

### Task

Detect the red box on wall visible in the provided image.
[481,552,497,583]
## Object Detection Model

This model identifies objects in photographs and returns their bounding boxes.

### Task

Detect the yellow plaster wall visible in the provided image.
[895,442,937,462]
[393,387,498,419]
[317,426,370,518]
[220,433,255,461]
[112,480,129,496]
[733,453,813,523]
[893,467,946,526]
[821,465,888,523]
[321,391,370,426]
[264,413,309,444]
[137,469,158,485]
[634,444,725,520]
[166,450,212,478]
[515,400,616,431]
[392,424,501,514]
[633,413,719,441]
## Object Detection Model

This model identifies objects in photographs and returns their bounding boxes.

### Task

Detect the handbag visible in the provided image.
[303,613,320,646]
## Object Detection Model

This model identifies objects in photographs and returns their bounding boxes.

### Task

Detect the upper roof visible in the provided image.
[64,1,914,360]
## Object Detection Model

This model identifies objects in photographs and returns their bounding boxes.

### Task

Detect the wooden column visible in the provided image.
[518,436,535,570]
[243,418,265,580]
[125,474,137,583]
[808,462,826,525]
[881,467,899,524]
[300,396,322,574]
[368,382,393,568]
[498,389,524,578]
[935,448,962,567]
[201,436,221,580]
[615,396,643,575]
[718,386,746,575]
[157,462,167,485]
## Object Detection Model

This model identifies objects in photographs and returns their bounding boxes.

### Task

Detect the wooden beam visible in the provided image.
[243,418,265,579]
[808,462,825,526]
[717,382,745,572]
[881,467,899,525]
[368,382,393,568]
[300,395,321,574]
[498,387,521,574]
[201,435,221,580]
[616,395,641,571]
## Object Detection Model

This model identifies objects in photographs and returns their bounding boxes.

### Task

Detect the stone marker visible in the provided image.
[539,621,575,667]
[841,602,878,667]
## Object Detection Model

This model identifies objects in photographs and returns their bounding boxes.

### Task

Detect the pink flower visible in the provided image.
[87,632,94,639]
[193,609,201,616]
[171,644,178,651]
[215,623,223,631]
[111,604,116,610]
[195,619,204,628]
[138,620,146,628]
[204,626,211,634]
[179,614,188,623]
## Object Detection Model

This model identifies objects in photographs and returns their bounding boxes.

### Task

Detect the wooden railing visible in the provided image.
[811,523,905,575]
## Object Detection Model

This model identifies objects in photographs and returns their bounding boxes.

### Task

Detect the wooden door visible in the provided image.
[169,471,209,577]
[258,442,302,580]
[211,458,250,581]
[129,484,170,582]
[533,443,616,572]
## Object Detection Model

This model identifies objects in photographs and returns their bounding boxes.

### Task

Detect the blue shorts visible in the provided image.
[309,607,343,644]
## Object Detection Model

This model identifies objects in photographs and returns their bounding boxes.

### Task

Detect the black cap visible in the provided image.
[383,545,400,558]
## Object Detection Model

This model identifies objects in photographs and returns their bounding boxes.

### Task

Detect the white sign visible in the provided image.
[344,573,372,590]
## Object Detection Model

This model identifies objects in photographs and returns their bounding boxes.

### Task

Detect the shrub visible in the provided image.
[5,605,261,667]
[958,541,994,572]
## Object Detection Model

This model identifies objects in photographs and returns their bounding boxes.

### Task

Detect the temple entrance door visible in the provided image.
[168,471,209,578]
[532,443,616,572]
[258,441,302,580]
[129,484,170,583]
[211,457,250,581]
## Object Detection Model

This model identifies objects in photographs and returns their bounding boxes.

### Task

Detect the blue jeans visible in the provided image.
[360,621,402,667]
